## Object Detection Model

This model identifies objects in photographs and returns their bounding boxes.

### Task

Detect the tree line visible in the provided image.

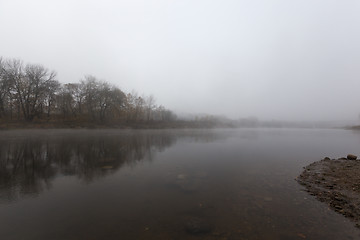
[0,57,176,124]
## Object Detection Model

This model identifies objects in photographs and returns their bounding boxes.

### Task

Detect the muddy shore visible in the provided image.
[297,156,360,228]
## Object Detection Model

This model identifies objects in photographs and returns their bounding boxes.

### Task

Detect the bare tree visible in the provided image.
[135,95,145,122]
[57,83,86,118]
[0,57,7,117]
[81,75,99,120]
[108,87,126,119]
[2,59,25,119]
[97,84,126,122]
[0,56,176,125]
[97,81,112,122]
[57,85,74,119]
[125,91,137,122]
[8,62,57,121]
[43,79,60,119]
[145,95,156,121]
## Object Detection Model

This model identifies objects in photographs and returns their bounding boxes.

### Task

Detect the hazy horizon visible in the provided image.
[1,0,359,122]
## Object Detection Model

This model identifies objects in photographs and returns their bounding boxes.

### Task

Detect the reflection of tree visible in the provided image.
[0,139,56,202]
[0,132,176,203]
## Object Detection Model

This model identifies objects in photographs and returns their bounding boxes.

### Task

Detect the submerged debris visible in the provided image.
[185,217,213,234]
[101,165,114,169]
[173,172,207,193]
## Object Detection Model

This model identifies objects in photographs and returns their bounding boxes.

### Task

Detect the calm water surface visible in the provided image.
[0,128,360,240]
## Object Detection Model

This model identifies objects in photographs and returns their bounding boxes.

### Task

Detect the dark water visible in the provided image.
[1,129,360,240]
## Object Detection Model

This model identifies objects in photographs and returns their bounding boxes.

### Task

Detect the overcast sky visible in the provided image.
[1,0,359,121]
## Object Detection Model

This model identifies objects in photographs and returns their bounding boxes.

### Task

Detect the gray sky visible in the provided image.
[1,0,360,121]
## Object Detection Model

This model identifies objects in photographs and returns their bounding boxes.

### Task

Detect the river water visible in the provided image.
[0,128,360,240]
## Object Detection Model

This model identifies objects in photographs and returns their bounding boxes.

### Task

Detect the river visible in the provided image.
[0,128,359,239]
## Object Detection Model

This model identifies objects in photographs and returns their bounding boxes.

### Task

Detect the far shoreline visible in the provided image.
[347,125,360,130]
[0,120,239,131]
[0,121,356,131]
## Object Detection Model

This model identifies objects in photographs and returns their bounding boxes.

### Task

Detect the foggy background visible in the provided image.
[1,0,359,122]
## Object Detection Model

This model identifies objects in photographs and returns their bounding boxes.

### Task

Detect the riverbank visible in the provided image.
[296,156,360,228]
[0,120,237,130]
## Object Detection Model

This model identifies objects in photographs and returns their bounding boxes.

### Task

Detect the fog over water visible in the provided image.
[0,0,359,121]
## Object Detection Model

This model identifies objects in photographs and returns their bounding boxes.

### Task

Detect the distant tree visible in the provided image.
[124,91,137,122]
[80,76,126,122]
[162,109,177,121]
[106,87,126,120]
[97,81,114,122]
[0,57,8,117]
[145,95,156,121]
[2,59,25,120]
[57,83,85,118]
[43,79,60,119]
[134,95,145,122]
[57,84,75,119]
[81,75,99,120]
[72,83,85,115]
[125,91,146,122]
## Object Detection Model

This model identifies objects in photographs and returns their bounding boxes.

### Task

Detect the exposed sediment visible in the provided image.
[297,155,360,228]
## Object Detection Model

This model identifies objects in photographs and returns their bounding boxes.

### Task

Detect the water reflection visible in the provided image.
[0,130,223,203]
[0,131,180,202]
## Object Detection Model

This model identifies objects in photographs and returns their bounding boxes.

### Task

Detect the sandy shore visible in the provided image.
[297,157,360,228]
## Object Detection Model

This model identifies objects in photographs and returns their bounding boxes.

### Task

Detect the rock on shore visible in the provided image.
[347,154,357,160]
